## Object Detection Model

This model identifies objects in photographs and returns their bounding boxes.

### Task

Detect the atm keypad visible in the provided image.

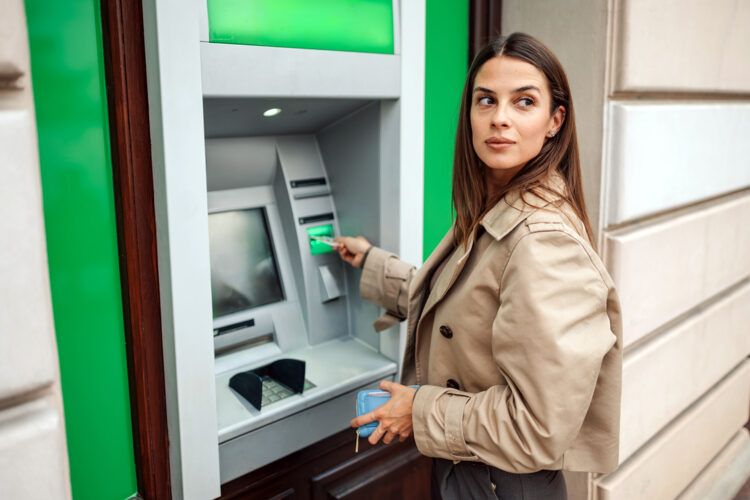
[260,377,295,407]
[258,377,317,408]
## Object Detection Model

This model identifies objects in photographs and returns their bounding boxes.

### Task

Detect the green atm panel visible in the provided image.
[207,0,395,54]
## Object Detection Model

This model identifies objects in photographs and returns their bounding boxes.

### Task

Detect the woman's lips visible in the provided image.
[486,139,514,150]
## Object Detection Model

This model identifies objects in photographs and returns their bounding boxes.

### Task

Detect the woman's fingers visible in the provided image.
[382,430,396,444]
[351,381,414,446]
[379,380,395,391]
[368,424,386,445]
[333,236,372,268]
[350,408,379,429]
[334,236,371,254]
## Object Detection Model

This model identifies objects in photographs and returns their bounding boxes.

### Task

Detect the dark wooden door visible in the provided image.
[220,429,431,499]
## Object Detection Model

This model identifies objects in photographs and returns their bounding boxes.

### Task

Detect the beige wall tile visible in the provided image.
[612,0,750,93]
[619,281,750,460]
[605,102,750,225]
[678,429,750,500]
[595,360,750,500]
[604,192,750,347]
[0,0,28,89]
[0,110,56,400]
[0,2,70,496]
[0,398,70,499]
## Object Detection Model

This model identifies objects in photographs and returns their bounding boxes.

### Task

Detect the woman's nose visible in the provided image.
[491,104,511,128]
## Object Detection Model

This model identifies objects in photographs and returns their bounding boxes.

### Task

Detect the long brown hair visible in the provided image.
[452,32,596,250]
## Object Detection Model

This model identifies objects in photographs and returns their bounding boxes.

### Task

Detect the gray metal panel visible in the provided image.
[215,337,396,442]
[219,378,388,483]
[276,136,350,345]
[317,102,384,351]
[377,99,403,361]
[201,43,401,99]
[392,0,401,55]
[273,158,307,321]
[205,137,277,191]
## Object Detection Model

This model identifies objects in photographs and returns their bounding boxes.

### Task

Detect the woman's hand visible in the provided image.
[334,236,371,268]
[351,380,417,445]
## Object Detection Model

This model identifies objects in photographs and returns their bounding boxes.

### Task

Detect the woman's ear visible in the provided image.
[547,106,566,138]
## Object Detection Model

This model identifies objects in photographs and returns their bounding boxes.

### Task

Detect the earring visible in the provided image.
[549,131,557,138]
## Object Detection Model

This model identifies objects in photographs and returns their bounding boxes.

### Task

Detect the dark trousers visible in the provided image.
[431,458,567,500]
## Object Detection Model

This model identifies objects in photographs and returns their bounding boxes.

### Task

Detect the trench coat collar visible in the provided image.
[480,172,566,242]
[412,172,567,306]
[406,172,568,383]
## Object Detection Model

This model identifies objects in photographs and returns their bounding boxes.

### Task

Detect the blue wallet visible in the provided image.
[355,386,419,437]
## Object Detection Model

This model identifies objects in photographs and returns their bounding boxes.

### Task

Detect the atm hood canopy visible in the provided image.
[203,97,372,138]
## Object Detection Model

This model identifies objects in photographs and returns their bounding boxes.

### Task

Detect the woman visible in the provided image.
[336,33,622,499]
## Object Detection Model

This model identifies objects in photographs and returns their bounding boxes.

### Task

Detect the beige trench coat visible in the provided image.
[359,183,623,474]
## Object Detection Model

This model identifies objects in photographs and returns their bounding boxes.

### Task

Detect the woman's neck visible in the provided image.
[485,167,520,199]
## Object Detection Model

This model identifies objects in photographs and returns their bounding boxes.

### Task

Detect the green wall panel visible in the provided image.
[208,0,395,54]
[424,0,468,259]
[25,1,137,499]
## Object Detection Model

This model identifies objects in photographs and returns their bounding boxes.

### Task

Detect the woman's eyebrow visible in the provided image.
[473,86,495,94]
[514,85,541,93]
[473,85,542,94]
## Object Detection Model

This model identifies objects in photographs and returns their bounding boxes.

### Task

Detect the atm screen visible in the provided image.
[208,208,284,318]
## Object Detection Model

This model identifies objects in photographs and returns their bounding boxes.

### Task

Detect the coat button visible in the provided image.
[446,379,460,389]
[439,325,453,339]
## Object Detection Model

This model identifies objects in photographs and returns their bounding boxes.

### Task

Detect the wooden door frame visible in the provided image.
[469,0,503,63]
[100,0,171,498]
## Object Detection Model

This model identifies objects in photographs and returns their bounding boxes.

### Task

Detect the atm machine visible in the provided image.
[142,1,424,496]
[205,127,400,481]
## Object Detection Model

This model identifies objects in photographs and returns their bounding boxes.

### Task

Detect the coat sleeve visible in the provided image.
[411,228,617,472]
[359,246,416,331]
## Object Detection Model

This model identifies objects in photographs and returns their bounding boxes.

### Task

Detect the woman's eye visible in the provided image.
[478,96,494,106]
[517,97,535,108]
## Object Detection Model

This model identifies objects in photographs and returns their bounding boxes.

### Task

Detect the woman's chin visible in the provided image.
[484,162,524,173]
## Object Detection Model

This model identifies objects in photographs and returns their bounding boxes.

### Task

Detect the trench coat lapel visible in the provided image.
[409,227,477,384]
[402,227,457,384]
[406,227,457,337]
[401,174,568,384]
[419,232,475,321]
